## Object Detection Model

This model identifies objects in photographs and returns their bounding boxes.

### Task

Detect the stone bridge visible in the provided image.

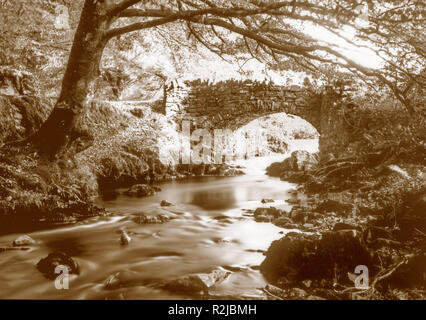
[165,80,322,131]
[162,79,351,157]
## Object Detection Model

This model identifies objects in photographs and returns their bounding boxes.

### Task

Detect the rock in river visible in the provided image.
[272,217,293,228]
[286,198,301,205]
[120,229,131,245]
[254,207,286,219]
[160,269,231,295]
[13,235,36,246]
[36,252,80,280]
[266,150,319,177]
[124,184,160,197]
[223,168,245,176]
[160,200,173,207]
[254,207,288,223]
[133,213,171,224]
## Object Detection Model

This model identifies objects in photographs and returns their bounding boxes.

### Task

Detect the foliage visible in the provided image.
[0,145,99,228]
[0,0,81,98]
[0,97,175,223]
[88,0,425,113]
[0,94,51,143]
[343,98,426,164]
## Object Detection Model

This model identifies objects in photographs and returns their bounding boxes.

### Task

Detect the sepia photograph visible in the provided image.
[0,0,425,306]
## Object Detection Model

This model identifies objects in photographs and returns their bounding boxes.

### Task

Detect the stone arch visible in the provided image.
[163,79,349,158]
[165,79,323,133]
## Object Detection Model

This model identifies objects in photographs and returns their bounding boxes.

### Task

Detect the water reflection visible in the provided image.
[190,187,237,210]
[44,237,87,256]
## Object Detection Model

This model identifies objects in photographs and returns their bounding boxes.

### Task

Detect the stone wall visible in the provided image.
[162,79,356,158]
[319,88,352,159]
[165,79,322,131]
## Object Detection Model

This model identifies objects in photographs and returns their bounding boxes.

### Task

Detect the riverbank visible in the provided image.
[1,90,424,300]
[0,96,245,233]
[0,153,307,299]
[257,106,425,300]
[0,88,318,233]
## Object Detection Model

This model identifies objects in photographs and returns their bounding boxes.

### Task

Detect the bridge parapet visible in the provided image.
[165,79,321,131]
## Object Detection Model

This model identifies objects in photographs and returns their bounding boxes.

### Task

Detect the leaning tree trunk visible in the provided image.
[33,1,113,158]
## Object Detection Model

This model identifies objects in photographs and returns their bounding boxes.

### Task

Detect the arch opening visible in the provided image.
[235,112,319,156]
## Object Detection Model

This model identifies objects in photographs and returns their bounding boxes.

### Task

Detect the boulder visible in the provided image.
[302,223,315,230]
[160,200,173,207]
[254,207,287,223]
[286,198,300,205]
[223,168,245,176]
[264,284,307,300]
[280,171,311,183]
[120,230,131,245]
[255,215,274,222]
[273,217,293,227]
[304,175,327,194]
[133,214,171,224]
[290,209,306,224]
[254,207,285,219]
[286,287,307,299]
[266,162,284,177]
[267,151,318,181]
[260,231,376,286]
[316,199,353,216]
[267,151,319,177]
[36,252,80,280]
[302,279,312,288]
[281,223,299,229]
[13,235,36,246]
[287,150,318,171]
[104,270,146,290]
[124,184,158,197]
[261,199,275,204]
[161,269,231,294]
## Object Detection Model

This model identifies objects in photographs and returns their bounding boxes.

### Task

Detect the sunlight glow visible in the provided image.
[304,23,384,70]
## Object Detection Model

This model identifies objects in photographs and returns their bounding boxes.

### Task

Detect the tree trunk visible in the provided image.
[33,0,113,158]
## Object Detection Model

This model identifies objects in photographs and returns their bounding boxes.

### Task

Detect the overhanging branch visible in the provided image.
[100,1,422,114]
[108,0,144,17]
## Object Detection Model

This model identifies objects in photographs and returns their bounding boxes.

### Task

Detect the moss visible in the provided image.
[0,95,50,142]
[0,95,173,226]
[260,231,377,286]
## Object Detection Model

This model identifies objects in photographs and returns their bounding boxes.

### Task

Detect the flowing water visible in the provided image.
[0,139,318,299]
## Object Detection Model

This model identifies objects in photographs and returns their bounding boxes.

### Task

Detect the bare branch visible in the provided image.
[105,16,183,41]
[119,9,172,18]
[108,0,144,17]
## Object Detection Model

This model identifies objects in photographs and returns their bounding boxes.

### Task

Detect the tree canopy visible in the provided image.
[95,0,425,113]
[2,0,424,158]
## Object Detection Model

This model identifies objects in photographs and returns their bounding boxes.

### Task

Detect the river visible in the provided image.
[0,139,318,299]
